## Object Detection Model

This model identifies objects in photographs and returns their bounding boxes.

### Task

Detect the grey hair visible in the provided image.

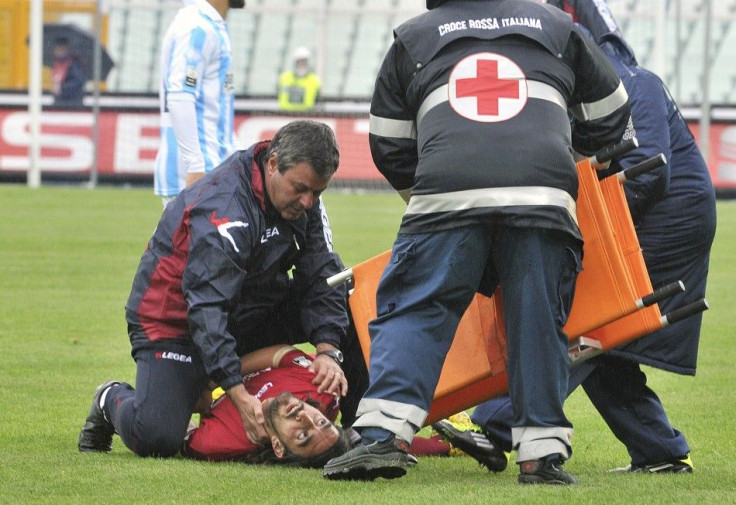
[265,120,340,179]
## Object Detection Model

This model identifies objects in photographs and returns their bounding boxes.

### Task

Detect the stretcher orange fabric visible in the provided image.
[347,253,510,423]
[584,174,664,346]
[345,158,663,425]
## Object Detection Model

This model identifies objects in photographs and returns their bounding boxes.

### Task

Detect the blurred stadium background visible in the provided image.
[1,0,736,192]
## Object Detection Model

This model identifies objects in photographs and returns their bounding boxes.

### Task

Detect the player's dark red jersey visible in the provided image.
[184,349,339,461]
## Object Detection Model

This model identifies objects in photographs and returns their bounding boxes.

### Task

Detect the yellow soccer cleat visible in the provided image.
[432,412,509,472]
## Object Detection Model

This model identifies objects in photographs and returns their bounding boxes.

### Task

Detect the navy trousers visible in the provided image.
[472,354,690,465]
[354,224,581,460]
[104,339,209,457]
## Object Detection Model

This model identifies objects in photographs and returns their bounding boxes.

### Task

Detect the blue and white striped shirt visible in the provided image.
[154,0,236,197]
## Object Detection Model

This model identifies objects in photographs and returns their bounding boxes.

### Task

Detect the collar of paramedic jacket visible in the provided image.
[193,0,225,23]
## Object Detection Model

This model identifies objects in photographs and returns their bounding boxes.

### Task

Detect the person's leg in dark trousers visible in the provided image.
[353,226,490,442]
[104,341,208,457]
[470,359,599,453]
[470,396,514,453]
[580,355,690,466]
[493,226,581,462]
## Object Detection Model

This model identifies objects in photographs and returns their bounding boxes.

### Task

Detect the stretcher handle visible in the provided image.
[660,298,709,328]
[589,137,639,168]
[326,268,354,288]
[616,154,667,182]
[636,281,685,309]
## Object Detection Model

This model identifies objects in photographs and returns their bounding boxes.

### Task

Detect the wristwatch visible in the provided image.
[316,349,344,365]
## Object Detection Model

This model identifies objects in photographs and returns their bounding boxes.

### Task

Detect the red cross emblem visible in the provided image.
[449,53,528,123]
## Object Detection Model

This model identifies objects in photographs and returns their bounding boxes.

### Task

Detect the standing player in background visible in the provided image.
[154,0,246,208]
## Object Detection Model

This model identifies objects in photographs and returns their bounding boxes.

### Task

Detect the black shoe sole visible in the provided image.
[518,474,576,485]
[635,465,693,474]
[323,467,406,481]
[323,456,407,481]
[324,464,406,481]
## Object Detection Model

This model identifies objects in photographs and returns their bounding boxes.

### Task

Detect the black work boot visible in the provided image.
[323,436,409,481]
[518,455,578,485]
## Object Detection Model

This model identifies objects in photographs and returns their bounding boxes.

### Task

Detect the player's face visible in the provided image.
[265,392,339,458]
[265,155,329,221]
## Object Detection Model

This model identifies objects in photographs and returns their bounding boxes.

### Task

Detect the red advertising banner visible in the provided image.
[1,107,735,188]
[0,109,379,181]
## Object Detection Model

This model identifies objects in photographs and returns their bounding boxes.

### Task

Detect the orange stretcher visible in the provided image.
[329,146,708,425]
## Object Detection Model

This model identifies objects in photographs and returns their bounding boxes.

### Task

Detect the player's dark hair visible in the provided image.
[265,120,340,179]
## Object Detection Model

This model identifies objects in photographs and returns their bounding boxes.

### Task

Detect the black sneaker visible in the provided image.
[323,436,409,480]
[431,419,509,472]
[518,457,578,485]
[78,380,123,452]
[611,454,694,474]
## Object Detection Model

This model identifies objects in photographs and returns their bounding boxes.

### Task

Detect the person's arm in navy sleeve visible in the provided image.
[617,70,672,222]
[567,26,631,155]
[369,39,418,202]
[182,201,268,444]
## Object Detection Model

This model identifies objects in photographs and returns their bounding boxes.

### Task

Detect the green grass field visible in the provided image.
[1,185,734,504]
